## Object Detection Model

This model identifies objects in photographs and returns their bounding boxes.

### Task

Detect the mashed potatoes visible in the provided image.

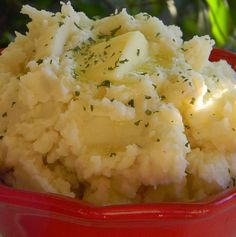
[0,2,236,205]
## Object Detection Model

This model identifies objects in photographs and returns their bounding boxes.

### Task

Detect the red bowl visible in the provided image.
[0,48,236,237]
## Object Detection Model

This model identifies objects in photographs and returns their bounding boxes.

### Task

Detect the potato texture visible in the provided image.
[0,2,236,205]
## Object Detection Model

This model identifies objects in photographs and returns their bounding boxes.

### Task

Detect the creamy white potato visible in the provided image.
[0,2,236,205]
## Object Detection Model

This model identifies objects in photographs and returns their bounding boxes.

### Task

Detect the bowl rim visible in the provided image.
[0,48,236,223]
[1,183,236,222]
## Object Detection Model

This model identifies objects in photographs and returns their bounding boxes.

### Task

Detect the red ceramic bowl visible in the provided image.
[0,48,236,237]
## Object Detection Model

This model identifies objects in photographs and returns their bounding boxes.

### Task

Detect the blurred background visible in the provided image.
[0,0,235,51]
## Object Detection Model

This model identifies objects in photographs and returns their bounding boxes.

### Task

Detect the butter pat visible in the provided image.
[76,31,149,81]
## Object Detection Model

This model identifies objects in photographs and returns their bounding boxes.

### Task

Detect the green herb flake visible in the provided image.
[160,95,166,100]
[74,22,82,30]
[184,124,190,129]
[181,48,188,52]
[185,142,190,147]
[134,120,142,126]
[185,170,191,175]
[72,46,81,53]
[72,70,79,79]
[145,95,151,100]
[145,122,149,127]
[140,72,147,76]
[114,58,120,68]
[11,101,16,108]
[97,34,110,41]
[119,59,129,64]
[128,99,135,108]
[155,32,160,38]
[156,138,160,142]
[110,98,115,102]
[105,44,111,49]
[136,49,140,56]
[110,25,121,37]
[143,13,151,20]
[97,80,111,88]
[36,59,43,65]
[88,37,96,44]
[152,84,157,89]
[110,152,116,157]
[59,22,64,27]
[145,109,152,116]
[75,91,80,96]
[190,97,196,105]
[2,112,7,118]
[90,105,94,111]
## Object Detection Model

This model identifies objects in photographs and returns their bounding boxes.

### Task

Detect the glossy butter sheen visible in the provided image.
[0,48,236,237]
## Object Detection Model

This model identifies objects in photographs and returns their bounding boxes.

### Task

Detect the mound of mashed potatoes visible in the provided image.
[0,2,236,205]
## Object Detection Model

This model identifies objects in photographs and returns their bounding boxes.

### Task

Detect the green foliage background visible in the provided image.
[0,0,235,51]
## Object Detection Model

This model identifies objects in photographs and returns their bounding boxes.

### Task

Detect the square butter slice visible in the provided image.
[76,31,149,81]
